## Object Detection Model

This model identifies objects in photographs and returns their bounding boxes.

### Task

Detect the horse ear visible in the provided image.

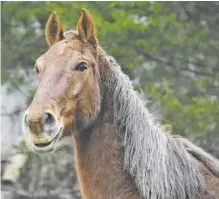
[77,8,96,46]
[45,12,64,46]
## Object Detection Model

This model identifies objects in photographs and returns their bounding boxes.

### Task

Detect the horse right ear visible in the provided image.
[45,12,64,46]
[77,9,97,47]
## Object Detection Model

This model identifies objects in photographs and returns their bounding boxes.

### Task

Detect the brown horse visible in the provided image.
[23,9,219,199]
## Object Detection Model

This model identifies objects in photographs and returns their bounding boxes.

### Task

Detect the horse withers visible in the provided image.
[23,9,219,199]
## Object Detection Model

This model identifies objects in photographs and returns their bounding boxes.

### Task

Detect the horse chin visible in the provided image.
[30,127,63,153]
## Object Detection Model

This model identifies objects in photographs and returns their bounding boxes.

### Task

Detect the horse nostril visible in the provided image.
[43,112,56,129]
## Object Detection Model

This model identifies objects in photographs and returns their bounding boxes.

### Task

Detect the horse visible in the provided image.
[23,9,219,199]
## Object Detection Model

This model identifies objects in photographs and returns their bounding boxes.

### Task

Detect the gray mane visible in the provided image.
[105,56,219,199]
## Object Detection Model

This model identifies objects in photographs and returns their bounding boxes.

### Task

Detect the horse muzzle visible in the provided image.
[23,110,63,153]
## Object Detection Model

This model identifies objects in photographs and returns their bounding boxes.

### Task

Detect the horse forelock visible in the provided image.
[101,55,210,199]
[63,30,78,40]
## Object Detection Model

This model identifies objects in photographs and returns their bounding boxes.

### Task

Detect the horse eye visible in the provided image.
[75,63,88,72]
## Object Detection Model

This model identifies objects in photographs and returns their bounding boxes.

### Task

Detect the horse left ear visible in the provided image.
[45,12,64,46]
[77,8,96,46]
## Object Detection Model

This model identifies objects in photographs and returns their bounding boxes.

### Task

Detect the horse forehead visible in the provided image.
[46,41,74,57]
[43,40,93,59]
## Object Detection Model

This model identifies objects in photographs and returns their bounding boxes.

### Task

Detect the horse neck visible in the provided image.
[73,77,141,198]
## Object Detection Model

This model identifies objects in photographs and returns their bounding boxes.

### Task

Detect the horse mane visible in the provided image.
[178,136,219,177]
[105,56,219,199]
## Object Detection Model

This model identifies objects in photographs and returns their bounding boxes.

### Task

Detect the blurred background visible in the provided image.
[1,2,219,199]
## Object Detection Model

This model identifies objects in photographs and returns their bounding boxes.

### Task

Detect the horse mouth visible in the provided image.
[35,142,52,148]
[31,128,62,153]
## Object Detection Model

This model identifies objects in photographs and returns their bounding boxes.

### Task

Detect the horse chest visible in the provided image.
[73,124,142,199]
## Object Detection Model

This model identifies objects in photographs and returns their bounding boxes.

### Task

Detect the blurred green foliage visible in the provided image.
[2,2,219,152]
[13,138,30,154]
